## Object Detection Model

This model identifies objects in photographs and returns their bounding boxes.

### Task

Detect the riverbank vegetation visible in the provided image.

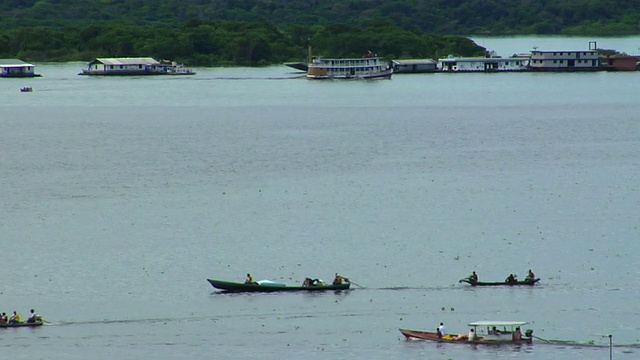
[0,0,637,65]
[0,22,485,66]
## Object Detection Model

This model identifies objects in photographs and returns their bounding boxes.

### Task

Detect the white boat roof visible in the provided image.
[93,57,160,65]
[468,321,528,327]
[391,59,436,65]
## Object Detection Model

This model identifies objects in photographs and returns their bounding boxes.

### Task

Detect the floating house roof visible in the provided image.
[91,57,160,66]
[0,59,35,67]
[391,59,436,65]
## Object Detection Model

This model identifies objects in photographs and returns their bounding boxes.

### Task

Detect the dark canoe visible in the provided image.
[0,321,43,328]
[207,279,350,293]
[459,278,540,286]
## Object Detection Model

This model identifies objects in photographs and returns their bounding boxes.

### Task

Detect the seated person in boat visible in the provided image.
[302,278,314,287]
[505,274,517,284]
[468,271,478,282]
[490,326,501,335]
[0,313,7,324]
[512,327,522,341]
[9,311,21,324]
[526,269,535,280]
[333,273,349,285]
[26,309,39,323]
[245,273,256,284]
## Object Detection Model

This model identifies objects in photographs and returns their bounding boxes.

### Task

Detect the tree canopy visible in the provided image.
[1,0,636,65]
[1,0,638,35]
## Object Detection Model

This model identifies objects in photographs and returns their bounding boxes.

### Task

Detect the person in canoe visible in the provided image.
[245,273,257,285]
[526,269,535,280]
[0,313,7,324]
[468,271,478,283]
[9,311,21,324]
[505,274,517,284]
[26,309,39,323]
[333,273,349,285]
[303,278,324,286]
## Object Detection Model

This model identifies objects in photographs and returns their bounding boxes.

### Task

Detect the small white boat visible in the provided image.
[307,52,392,80]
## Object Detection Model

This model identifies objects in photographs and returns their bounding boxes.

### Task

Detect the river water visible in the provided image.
[1,37,639,359]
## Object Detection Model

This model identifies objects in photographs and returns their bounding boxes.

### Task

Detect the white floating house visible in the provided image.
[0,59,41,77]
[438,57,529,72]
[79,57,195,75]
[528,50,600,71]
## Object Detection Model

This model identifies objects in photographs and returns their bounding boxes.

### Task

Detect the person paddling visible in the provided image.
[333,273,349,285]
[26,309,39,323]
[9,311,21,324]
[245,273,256,284]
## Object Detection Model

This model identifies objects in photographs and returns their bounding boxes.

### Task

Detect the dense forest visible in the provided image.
[0,22,485,65]
[0,0,638,65]
[2,0,639,35]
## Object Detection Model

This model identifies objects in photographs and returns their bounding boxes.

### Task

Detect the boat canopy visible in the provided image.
[468,321,528,327]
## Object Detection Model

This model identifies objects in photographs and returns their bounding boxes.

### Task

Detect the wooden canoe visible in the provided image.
[207,278,350,293]
[400,321,533,344]
[459,278,540,286]
[0,320,43,328]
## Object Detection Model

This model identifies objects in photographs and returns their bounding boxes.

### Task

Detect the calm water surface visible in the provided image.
[1,45,639,359]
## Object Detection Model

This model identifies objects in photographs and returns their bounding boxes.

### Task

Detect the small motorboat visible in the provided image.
[400,320,533,344]
[20,86,33,92]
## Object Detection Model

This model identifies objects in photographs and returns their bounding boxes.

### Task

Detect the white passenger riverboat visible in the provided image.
[307,53,392,79]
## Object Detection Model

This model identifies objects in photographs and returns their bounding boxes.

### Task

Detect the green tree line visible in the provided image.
[1,0,639,35]
[0,21,486,66]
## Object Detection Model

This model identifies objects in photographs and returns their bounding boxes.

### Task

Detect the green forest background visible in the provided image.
[1,0,638,66]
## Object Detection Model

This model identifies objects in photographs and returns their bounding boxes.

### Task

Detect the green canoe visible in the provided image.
[207,278,351,293]
[0,320,44,328]
[459,278,540,286]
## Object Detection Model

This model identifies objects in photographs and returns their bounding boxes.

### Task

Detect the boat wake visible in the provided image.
[195,75,305,80]
[533,336,640,349]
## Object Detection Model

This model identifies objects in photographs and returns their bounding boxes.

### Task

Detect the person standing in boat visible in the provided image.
[438,322,446,335]
[468,328,477,341]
